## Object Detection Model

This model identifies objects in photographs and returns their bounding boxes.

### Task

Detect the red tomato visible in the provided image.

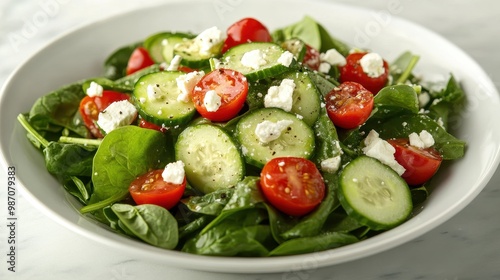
[302,44,321,71]
[388,139,443,186]
[138,117,167,133]
[191,69,248,122]
[79,90,130,138]
[260,157,326,216]
[340,52,389,94]
[129,169,186,210]
[325,81,374,129]
[126,47,155,75]
[221,18,273,53]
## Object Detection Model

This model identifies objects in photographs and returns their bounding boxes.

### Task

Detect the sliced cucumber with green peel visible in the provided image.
[217,42,297,81]
[281,38,307,62]
[277,71,322,126]
[236,108,315,168]
[175,124,245,194]
[144,32,194,63]
[133,71,196,127]
[339,156,413,230]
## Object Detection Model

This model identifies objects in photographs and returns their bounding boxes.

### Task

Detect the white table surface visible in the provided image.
[1,0,500,279]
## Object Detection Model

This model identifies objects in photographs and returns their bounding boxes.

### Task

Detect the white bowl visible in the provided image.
[1,0,499,274]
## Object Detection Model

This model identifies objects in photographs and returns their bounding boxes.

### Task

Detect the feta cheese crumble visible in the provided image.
[255,119,294,144]
[176,71,205,103]
[359,52,385,78]
[321,156,342,173]
[162,161,185,185]
[362,130,405,175]
[277,51,294,67]
[96,100,137,134]
[203,90,222,112]
[86,81,103,97]
[318,62,331,74]
[320,48,346,66]
[241,49,267,70]
[166,55,182,71]
[264,79,296,112]
[147,84,162,100]
[193,26,224,56]
[409,130,435,149]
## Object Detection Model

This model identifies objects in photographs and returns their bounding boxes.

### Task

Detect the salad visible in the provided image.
[18,16,466,256]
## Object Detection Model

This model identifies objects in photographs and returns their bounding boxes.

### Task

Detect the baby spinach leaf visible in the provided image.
[427,74,465,130]
[43,142,96,177]
[182,187,235,216]
[269,232,358,256]
[374,114,466,160]
[62,176,92,203]
[312,109,341,167]
[111,203,178,249]
[182,208,271,256]
[370,85,419,122]
[89,126,170,204]
[280,173,339,240]
[200,176,263,234]
[28,82,89,138]
[104,42,141,80]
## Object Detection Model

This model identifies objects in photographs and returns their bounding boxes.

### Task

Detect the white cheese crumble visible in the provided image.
[264,79,296,112]
[321,156,342,173]
[359,52,385,78]
[241,49,267,70]
[166,54,182,71]
[96,100,137,134]
[409,130,435,149]
[193,26,224,56]
[203,90,222,112]
[418,92,431,107]
[162,160,185,185]
[362,130,405,175]
[318,62,331,74]
[86,81,103,97]
[254,120,294,144]
[320,49,346,66]
[147,84,162,100]
[176,71,205,103]
[277,51,294,67]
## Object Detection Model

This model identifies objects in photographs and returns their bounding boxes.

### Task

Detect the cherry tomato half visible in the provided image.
[129,169,186,210]
[260,157,326,216]
[126,47,155,75]
[340,52,389,94]
[221,18,273,53]
[325,81,374,129]
[388,138,443,186]
[192,69,248,122]
[79,90,130,138]
[302,44,321,71]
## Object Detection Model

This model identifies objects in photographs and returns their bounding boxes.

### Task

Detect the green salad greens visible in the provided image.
[18,16,465,257]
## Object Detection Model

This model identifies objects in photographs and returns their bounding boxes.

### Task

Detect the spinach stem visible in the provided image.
[17,114,49,148]
[79,190,129,214]
[59,136,102,146]
[395,55,420,85]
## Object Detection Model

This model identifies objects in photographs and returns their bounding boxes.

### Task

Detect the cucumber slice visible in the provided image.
[133,71,196,127]
[144,32,194,63]
[236,108,315,168]
[338,156,413,230]
[277,71,322,126]
[281,38,307,62]
[175,124,245,194]
[218,42,297,81]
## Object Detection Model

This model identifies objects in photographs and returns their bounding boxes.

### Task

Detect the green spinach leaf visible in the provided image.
[182,208,271,256]
[111,203,178,249]
[43,142,96,177]
[28,82,89,138]
[269,232,358,256]
[89,126,170,204]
